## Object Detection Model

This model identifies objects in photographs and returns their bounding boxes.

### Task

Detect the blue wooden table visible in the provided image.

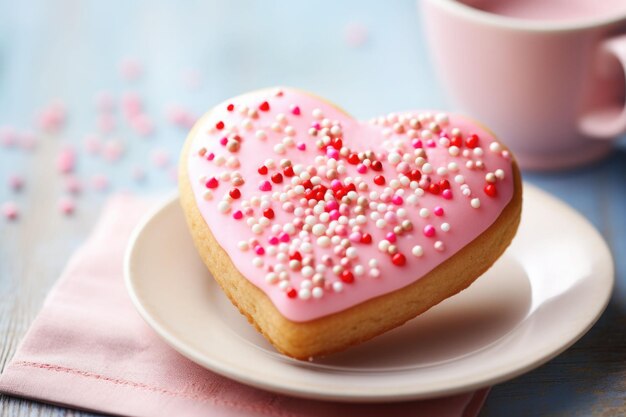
[0,1,624,416]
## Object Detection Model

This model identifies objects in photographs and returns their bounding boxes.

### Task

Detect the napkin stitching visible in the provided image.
[13,360,297,417]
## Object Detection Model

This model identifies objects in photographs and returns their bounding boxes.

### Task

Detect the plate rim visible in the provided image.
[124,183,614,402]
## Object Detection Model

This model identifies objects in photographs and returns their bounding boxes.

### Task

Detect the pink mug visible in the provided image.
[421,0,626,170]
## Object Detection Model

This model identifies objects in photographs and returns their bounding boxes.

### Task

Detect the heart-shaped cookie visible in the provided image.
[179,88,522,359]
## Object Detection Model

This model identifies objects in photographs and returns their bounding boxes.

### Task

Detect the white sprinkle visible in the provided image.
[471,198,481,208]
[332,282,344,292]
[317,236,331,247]
[490,142,502,153]
[298,288,311,300]
[218,201,231,213]
[265,273,278,284]
[412,245,424,257]
[454,175,465,184]
[434,241,445,251]
[203,190,213,200]
[369,268,380,278]
[419,208,430,218]
[495,169,505,180]
[441,222,451,232]
[422,163,433,174]
[354,265,365,276]
[312,287,324,299]
[252,257,264,267]
[238,241,249,251]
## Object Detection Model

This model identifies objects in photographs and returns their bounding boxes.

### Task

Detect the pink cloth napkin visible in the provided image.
[0,195,489,417]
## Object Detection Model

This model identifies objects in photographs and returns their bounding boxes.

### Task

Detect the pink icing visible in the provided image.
[186,88,514,322]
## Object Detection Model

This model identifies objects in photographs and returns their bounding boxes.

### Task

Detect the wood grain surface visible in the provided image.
[0,1,624,416]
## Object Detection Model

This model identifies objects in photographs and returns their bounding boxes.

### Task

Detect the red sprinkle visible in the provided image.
[263,208,275,219]
[258,165,268,175]
[205,177,219,188]
[484,183,498,197]
[259,101,270,112]
[271,173,283,183]
[371,160,383,171]
[428,183,441,195]
[466,134,479,148]
[374,175,386,186]
[283,166,295,177]
[291,106,301,115]
[348,153,360,165]
[215,121,225,130]
[229,188,241,199]
[361,233,372,244]
[340,271,355,283]
[439,179,451,190]
[286,288,297,298]
[227,104,235,111]
[392,253,406,267]
[450,136,462,147]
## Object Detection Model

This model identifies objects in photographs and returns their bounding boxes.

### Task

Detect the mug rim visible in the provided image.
[424,0,626,32]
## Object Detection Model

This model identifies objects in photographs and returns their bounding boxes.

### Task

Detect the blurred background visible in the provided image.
[0,1,624,416]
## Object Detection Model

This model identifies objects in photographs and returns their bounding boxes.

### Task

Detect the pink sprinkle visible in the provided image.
[391,195,403,205]
[57,147,76,174]
[151,148,170,169]
[326,148,339,159]
[344,22,369,48]
[335,225,347,236]
[349,232,362,242]
[102,139,125,162]
[411,139,423,149]
[121,92,143,118]
[165,105,197,129]
[91,174,109,191]
[37,102,66,133]
[83,134,102,155]
[130,114,154,137]
[259,180,272,192]
[291,105,301,116]
[0,126,17,148]
[326,200,339,211]
[232,210,243,220]
[312,122,321,130]
[329,209,340,221]
[357,163,367,174]
[58,197,75,216]
[97,113,116,133]
[65,176,82,194]
[219,137,228,146]
[206,152,215,161]
[386,232,396,243]
[427,139,436,147]
[119,58,143,81]
[331,179,342,191]
[296,142,306,151]
[502,150,511,160]
[94,91,115,112]
[2,202,19,220]
[424,225,436,238]
[8,175,24,192]
[254,245,265,255]
[442,189,453,199]
[268,236,279,245]
[434,206,444,216]
[279,232,290,242]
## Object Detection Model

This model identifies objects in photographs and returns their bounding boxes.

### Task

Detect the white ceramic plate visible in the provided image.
[125,183,613,402]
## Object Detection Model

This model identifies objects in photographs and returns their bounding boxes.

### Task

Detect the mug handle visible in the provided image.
[579,34,626,139]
